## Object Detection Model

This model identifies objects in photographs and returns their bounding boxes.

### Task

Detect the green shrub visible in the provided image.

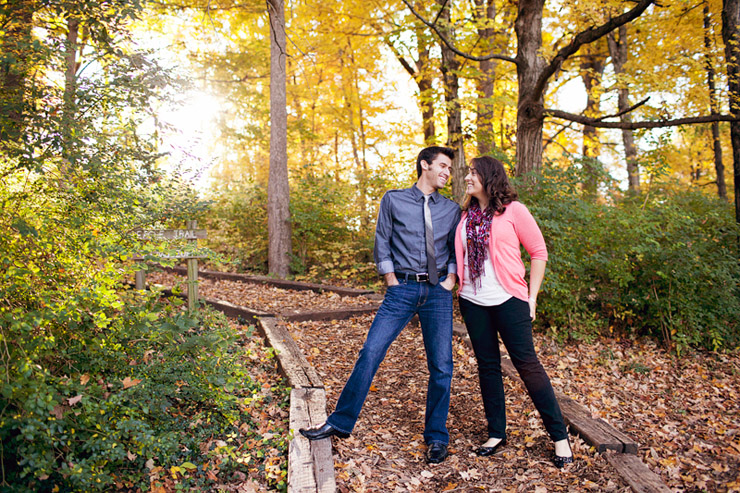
[204,171,380,285]
[521,166,740,352]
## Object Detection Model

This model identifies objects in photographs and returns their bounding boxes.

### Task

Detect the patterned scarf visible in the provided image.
[466,201,494,292]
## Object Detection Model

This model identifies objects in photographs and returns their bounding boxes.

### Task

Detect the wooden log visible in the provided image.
[289,388,336,493]
[257,317,324,389]
[281,305,380,322]
[452,321,468,338]
[206,298,273,320]
[555,391,639,454]
[605,452,672,493]
[163,266,375,297]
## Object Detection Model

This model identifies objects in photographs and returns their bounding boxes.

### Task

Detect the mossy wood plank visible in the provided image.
[288,388,336,493]
[257,318,323,389]
[606,452,672,493]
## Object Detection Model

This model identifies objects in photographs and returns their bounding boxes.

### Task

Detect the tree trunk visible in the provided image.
[514,0,546,177]
[580,40,606,195]
[390,10,436,144]
[437,0,466,200]
[0,0,33,147]
[607,26,640,193]
[354,69,370,229]
[62,16,79,160]
[267,0,291,277]
[417,43,437,144]
[474,0,496,156]
[722,0,740,222]
[705,1,727,200]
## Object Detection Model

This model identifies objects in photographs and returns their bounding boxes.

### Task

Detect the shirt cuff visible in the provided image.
[447,263,457,275]
[377,260,395,275]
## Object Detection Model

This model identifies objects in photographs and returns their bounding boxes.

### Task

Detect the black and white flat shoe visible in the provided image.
[475,437,507,456]
[552,439,574,468]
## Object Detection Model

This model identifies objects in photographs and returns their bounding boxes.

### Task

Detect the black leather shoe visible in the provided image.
[426,442,448,463]
[475,437,507,456]
[299,423,349,441]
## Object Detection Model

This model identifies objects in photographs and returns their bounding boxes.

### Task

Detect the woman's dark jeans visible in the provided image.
[459,296,568,441]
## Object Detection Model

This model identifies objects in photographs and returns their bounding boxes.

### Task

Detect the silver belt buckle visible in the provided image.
[417,273,429,282]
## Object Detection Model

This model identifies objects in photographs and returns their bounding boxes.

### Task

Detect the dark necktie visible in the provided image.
[423,195,438,285]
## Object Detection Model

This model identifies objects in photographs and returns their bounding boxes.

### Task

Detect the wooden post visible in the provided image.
[186,220,199,311]
[135,270,146,290]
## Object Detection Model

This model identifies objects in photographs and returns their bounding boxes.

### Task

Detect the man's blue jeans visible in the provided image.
[326,277,454,445]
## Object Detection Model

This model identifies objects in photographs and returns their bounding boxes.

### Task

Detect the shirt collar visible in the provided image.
[412,183,440,203]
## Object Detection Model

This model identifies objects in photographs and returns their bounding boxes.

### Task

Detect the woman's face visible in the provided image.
[465,166,486,200]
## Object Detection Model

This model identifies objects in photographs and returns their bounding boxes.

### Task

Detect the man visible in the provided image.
[300,146,461,464]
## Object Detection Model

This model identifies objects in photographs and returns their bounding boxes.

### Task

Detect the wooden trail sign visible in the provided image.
[134,220,207,311]
[135,229,207,241]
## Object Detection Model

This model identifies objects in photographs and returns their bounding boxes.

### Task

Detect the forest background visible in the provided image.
[1,0,740,490]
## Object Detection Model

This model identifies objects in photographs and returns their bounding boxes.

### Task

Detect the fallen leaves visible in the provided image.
[122,376,142,389]
[285,313,740,492]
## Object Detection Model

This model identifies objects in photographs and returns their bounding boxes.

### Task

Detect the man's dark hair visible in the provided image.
[416,146,455,177]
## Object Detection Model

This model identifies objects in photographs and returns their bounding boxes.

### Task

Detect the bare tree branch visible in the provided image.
[383,39,418,77]
[594,96,650,121]
[149,0,263,12]
[399,0,517,64]
[533,0,655,99]
[546,109,740,129]
[193,74,267,83]
[543,120,576,151]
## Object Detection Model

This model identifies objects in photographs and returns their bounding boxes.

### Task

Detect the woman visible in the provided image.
[455,156,573,468]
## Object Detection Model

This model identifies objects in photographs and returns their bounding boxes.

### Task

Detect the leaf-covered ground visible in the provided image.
[288,315,740,492]
[287,315,628,492]
[147,271,378,314]
[149,276,740,491]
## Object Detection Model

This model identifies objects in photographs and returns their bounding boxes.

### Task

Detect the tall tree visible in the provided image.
[267,0,291,277]
[437,0,466,200]
[405,0,737,186]
[607,25,640,193]
[473,0,497,156]
[404,0,656,177]
[704,0,727,200]
[721,0,739,223]
[513,0,655,176]
[0,0,34,147]
[580,39,606,195]
[387,6,438,144]
[62,15,79,160]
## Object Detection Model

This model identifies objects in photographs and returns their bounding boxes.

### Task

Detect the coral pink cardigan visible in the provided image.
[455,201,548,302]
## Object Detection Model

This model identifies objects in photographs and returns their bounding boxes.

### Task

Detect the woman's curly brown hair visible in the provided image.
[462,156,518,215]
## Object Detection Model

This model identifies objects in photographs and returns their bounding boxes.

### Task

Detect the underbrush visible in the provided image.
[0,296,290,492]
[522,167,740,353]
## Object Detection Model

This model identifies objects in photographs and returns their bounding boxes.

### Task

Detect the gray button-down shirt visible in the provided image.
[374,184,461,276]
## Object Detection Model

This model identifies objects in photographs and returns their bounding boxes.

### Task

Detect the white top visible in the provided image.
[458,218,513,306]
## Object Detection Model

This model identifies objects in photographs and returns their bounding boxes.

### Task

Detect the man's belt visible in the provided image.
[395,271,444,282]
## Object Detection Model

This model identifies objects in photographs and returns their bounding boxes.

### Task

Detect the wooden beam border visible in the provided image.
[163,266,375,297]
